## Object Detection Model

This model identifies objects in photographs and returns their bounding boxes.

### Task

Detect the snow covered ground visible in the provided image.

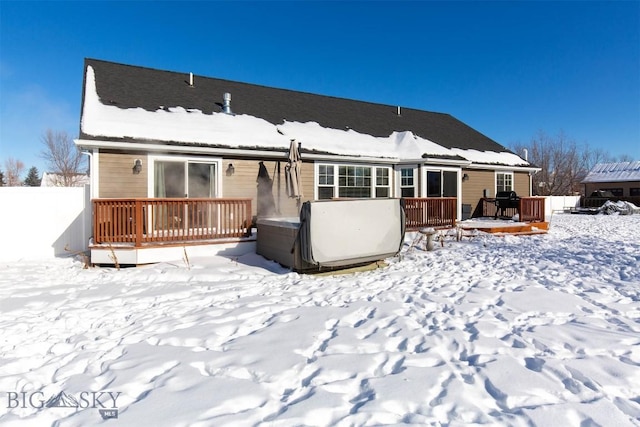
[1,213,639,426]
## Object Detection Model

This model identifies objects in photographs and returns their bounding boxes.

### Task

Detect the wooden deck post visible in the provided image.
[135,199,143,247]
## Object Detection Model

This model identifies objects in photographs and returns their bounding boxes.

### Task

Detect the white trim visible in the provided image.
[305,153,398,164]
[395,164,418,198]
[75,138,400,164]
[148,154,223,198]
[77,138,287,160]
[421,166,463,219]
[495,170,515,193]
[92,149,100,198]
[421,157,471,167]
[75,139,539,173]
[466,163,539,172]
[421,166,461,197]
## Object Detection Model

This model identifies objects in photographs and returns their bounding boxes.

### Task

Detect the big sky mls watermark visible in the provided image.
[5,390,121,420]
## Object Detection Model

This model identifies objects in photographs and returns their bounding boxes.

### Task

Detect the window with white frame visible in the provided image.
[316,163,391,199]
[154,159,219,198]
[339,165,371,198]
[496,172,514,193]
[375,167,390,197]
[318,164,335,199]
[400,167,415,197]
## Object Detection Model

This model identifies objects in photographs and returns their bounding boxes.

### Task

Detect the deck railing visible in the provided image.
[93,198,252,247]
[479,197,545,222]
[519,197,545,222]
[402,197,457,230]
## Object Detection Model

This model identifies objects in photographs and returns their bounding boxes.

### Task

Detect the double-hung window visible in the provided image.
[399,167,415,197]
[496,172,514,193]
[375,167,390,197]
[318,165,335,199]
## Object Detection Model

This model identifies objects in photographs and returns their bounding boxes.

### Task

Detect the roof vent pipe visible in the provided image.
[522,148,528,161]
[189,73,194,86]
[397,106,401,116]
[223,92,232,114]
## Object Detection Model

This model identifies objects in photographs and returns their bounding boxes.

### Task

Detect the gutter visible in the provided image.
[465,163,541,173]
[75,138,536,170]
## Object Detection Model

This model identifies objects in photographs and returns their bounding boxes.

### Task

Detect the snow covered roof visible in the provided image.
[79,58,531,167]
[582,161,640,183]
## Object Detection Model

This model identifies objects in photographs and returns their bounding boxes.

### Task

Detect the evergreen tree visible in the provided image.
[0,169,5,187]
[24,166,41,186]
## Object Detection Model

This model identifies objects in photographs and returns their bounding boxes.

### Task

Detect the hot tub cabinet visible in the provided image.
[256,217,314,271]
[257,199,405,272]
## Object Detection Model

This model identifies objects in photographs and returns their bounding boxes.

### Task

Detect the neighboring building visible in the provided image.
[41,172,90,187]
[582,161,640,198]
[76,58,538,221]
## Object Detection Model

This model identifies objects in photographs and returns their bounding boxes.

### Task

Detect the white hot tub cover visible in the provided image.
[298,199,405,268]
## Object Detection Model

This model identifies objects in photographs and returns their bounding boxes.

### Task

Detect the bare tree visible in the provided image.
[616,153,636,162]
[4,158,25,186]
[41,129,86,186]
[512,131,615,196]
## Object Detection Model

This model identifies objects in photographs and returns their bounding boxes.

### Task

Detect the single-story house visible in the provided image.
[75,58,541,260]
[582,161,640,198]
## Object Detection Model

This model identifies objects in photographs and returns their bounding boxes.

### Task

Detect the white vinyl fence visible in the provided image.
[0,186,91,261]
[545,195,581,216]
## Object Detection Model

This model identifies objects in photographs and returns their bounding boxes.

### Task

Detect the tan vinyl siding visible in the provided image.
[460,169,531,214]
[461,169,494,212]
[222,158,314,217]
[99,152,148,198]
[514,171,531,197]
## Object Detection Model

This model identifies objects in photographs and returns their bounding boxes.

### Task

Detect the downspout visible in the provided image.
[81,150,94,198]
[80,150,93,252]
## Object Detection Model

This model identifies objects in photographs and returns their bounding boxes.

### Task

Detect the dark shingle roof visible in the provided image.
[82,58,511,154]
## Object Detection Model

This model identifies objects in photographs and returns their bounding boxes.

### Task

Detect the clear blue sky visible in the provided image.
[1,1,639,176]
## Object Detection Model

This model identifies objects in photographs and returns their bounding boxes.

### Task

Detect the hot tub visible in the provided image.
[257,199,405,272]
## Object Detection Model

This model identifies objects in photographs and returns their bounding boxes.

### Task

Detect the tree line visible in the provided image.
[0,130,86,187]
[511,131,634,196]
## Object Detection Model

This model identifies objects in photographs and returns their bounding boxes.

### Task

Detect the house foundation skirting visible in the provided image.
[90,238,256,266]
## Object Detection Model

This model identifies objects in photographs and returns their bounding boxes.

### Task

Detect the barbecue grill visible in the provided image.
[495,191,520,218]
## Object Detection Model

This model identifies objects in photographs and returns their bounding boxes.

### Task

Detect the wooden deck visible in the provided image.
[93,198,253,247]
[403,197,457,230]
[475,197,546,222]
[458,219,549,236]
[461,198,548,235]
[90,196,547,265]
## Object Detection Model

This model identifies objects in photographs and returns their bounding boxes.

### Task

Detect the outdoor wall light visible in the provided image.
[462,173,470,182]
[133,159,142,174]
[226,163,235,176]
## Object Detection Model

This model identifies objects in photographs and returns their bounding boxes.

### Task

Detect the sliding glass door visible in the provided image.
[425,169,457,197]
[153,160,219,233]
[155,161,217,198]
